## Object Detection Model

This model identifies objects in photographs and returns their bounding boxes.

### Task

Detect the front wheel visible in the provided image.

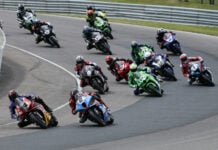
[88,109,106,126]
[29,110,48,129]
[49,36,60,48]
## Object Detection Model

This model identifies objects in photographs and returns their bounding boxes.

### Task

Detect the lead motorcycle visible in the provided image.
[15,97,58,129]
[150,54,177,81]
[86,30,112,55]
[189,63,215,86]
[132,71,163,97]
[75,93,114,126]
[37,24,60,48]
[157,32,182,55]
[18,11,38,34]
[80,65,109,94]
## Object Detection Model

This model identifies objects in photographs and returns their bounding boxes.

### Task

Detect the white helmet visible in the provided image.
[76,55,84,64]
[144,51,152,60]
[157,28,166,34]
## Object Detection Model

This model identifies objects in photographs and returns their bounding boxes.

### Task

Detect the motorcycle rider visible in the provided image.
[74,55,108,87]
[179,53,204,84]
[105,55,132,81]
[143,51,174,72]
[156,28,175,49]
[130,41,154,65]
[8,89,54,126]
[82,25,102,50]
[69,89,109,123]
[32,20,53,44]
[128,63,161,95]
[86,5,108,21]
[17,4,35,28]
[86,9,97,27]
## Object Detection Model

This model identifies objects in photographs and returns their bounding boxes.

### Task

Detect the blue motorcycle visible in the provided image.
[158,32,182,55]
[75,94,114,126]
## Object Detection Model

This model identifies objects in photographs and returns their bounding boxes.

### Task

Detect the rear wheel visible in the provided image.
[202,70,215,86]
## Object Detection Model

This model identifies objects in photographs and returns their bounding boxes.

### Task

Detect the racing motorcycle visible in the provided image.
[95,8,109,22]
[136,46,155,65]
[110,59,133,81]
[80,65,109,94]
[15,97,58,129]
[87,31,112,55]
[150,54,177,81]
[94,17,113,39]
[133,71,163,97]
[38,24,60,48]
[189,63,215,86]
[157,32,182,55]
[75,93,114,126]
[18,11,38,34]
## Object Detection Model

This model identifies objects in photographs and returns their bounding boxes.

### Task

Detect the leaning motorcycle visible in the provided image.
[75,94,114,126]
[189,63,215,86]
[15,97,58,129]
[18,12,38,34]
[88,31,112,55]
[157,32,182,55]
[133,71,163,97]
[94,17,113,39]
[38,24,60,48]
[136,46,155,65]
[151,54,177,81]
[111,59,133,81]
[80,65,109,94]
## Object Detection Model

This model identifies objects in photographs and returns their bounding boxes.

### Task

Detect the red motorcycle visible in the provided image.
[113,60,133,81]
[15,97,58,129]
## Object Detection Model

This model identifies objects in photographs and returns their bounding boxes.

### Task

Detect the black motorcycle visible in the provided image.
[87,31,112,55]
[39,24,60,48]
[80,65,109,94]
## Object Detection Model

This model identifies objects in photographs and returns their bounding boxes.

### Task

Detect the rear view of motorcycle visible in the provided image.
[15,97,58,129]
[189,63,215,86]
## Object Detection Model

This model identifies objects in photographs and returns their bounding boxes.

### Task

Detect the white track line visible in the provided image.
[6,44,81,111]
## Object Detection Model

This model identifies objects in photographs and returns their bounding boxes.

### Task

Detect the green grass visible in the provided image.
[94,0,218,10]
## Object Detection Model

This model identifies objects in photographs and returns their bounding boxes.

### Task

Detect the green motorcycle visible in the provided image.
[94,17,113,39]
[136,46,154,65]
[133,71,163,97]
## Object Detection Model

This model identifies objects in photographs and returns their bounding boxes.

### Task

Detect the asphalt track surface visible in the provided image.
[0,10,218,150]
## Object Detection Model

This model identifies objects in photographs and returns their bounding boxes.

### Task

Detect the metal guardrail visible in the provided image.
[0,0,218,26]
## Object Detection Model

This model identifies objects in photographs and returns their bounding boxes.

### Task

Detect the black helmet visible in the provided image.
[18,4,25,11]
[131,41,138,49]
[87,5,93,10]
[70,89,79,99]
[8,89,18,100]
